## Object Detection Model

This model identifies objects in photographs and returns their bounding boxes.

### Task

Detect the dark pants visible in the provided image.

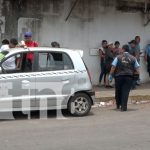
[147,55,150,77]
[99,61,106,83]
[115,76,133,111]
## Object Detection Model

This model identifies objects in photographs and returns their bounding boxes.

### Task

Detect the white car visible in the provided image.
[0,47,95,116]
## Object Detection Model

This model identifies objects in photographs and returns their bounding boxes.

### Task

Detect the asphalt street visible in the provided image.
[0,103,150,150]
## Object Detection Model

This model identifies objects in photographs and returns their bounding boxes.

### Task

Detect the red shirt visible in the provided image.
[25,41,38,61]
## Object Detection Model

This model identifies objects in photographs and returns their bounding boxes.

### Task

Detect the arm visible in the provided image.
[99,49,105,58]
[109,66,116,75]
[134,59,140,75]
[108,57,118,81]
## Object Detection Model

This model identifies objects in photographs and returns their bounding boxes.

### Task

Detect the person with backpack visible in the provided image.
[109,45,140,111]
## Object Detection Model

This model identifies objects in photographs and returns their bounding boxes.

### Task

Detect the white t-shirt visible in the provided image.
[2,56,16,70]
[0,45,9,52]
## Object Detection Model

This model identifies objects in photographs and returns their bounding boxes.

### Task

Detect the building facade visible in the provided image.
[0,0,150,85]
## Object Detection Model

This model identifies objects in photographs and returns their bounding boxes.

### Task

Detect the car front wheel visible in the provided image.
[68,93,92,116]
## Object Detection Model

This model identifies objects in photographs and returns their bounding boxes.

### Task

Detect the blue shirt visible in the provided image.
[146,44,150,57]
[112,53,140,69]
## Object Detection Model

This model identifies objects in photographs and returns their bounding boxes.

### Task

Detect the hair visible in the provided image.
[102,40,107,44]
[135,36,140,39]
[122,45,129,52]
[51,41,60,48]
[2,39,9,45]
[115,41,120,45]
[10,38,18,46]
[129,40,136,45]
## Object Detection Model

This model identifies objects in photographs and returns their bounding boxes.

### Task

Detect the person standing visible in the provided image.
[99,40,107,86]
[113,41,123,57]
[105,42,114,88]
[145,44,150,77]
[24,31,38,55]
[128,40,139,89]
[109,45,140,111]
[2,38,18,70]
[135,36,141,85]
[135,36,141,61]
[23,31,39,70]
[0,39,9,51]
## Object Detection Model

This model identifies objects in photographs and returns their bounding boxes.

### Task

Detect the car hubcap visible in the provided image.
[73,97,89,114]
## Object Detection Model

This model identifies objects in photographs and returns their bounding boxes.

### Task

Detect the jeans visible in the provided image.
[99,61,106,83]
[115,76,133,110]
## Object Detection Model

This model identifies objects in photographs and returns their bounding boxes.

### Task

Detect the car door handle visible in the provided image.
[61,78,69,81]
[22,80,30,84]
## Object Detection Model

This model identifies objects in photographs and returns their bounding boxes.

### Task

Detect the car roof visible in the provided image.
[6,47,84,57]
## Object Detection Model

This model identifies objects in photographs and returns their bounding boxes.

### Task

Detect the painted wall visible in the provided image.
[0,0,150,84]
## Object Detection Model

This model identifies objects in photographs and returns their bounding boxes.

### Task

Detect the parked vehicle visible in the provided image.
[0,47,95,116]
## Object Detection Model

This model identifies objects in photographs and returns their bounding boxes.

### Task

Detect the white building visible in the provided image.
[1,0,150,85]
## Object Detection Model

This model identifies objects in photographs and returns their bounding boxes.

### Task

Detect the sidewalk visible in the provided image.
[94,82,150,103]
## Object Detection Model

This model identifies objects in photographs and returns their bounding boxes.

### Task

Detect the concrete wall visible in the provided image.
[0,0,150,84]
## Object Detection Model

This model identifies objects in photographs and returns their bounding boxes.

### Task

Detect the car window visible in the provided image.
[38,52,74,71]
[1,52,34,74]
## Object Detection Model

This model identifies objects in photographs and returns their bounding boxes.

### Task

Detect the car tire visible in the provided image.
[68,93,92,116]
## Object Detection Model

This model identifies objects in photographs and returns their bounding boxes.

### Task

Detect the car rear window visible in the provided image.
[38,52,74,71]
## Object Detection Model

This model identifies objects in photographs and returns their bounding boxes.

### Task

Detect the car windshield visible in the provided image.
[0,51,9,62]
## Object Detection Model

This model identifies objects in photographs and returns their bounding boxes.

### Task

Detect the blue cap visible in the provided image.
[24,31,32,37]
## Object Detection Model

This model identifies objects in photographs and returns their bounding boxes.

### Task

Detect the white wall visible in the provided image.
[39,2,150,85]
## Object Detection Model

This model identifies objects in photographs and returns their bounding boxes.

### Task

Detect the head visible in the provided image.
[24,31,32,42]
[135,36,140,44]
[114,41,120,48]
[122,45,130,53]
[101,40,107,48]
[129,40,136,49]
[2,39,9,45]
[51,41,60,48]
[108,42,113,49]
[9,38,18,48]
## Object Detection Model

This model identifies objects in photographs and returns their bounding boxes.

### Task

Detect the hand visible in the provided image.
[108,74,113,82]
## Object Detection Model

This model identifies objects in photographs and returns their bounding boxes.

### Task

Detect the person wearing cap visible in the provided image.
[109,45,140,111]
[24,31,39,70]
[128,40,137,56]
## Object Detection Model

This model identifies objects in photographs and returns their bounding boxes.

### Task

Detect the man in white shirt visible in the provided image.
[2,38,18,70]
[0,39,9,52]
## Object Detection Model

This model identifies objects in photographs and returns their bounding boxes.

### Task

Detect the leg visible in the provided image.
[115,77,122,109]
[121,77,133,111]
[99,70,104,83]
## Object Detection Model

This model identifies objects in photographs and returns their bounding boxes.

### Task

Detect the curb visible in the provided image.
[94,95,150,108]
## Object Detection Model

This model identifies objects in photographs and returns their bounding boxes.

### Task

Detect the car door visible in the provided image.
[35,51,75,110]
[0,52,36,111]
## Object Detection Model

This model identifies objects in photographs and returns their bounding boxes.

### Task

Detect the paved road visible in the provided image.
[0,104,150,150]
